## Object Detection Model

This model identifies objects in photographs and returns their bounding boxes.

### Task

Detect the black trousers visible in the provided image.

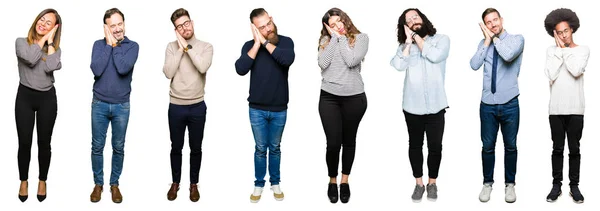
[404,109,445,179]
[319,90,367,177]
[549,115,583,186]
[169,101,207,184]
[16,84,57,181]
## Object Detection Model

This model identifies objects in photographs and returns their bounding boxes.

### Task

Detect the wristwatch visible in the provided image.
[47,42,55,48]
[262,40,270,48]
[184,44,192,52]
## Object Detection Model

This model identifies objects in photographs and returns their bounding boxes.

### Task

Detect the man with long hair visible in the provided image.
[391,8,450,203]
[543,8,588,203]
[470,8,524,203]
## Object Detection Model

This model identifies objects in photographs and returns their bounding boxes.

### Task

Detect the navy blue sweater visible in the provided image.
[235,35,295,111]
[90,36,139,104]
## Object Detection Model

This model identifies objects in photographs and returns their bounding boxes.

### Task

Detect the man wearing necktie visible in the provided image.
[469,8,525,204]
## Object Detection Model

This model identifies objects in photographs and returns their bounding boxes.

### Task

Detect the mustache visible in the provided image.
[113,30,123,34]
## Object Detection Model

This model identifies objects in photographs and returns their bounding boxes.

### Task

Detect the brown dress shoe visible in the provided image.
[90,185,103,202]
[190,184,200,202]
[167,183,179,201]
[110,185,123,203]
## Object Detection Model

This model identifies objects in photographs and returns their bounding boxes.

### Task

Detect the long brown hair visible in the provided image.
[319,8,361,50]
[27,8,62,52]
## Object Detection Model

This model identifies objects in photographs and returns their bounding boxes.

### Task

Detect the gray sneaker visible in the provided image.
[505,184,516,203]
[426,184,438,201]
[411,185,425,202]
[479,183,493,202]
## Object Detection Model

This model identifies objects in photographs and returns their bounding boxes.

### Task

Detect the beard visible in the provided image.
[266,24,279,45]
[412,24,429,38]
[182,29,194,40]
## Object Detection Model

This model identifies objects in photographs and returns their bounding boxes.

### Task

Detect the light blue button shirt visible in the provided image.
[470,30,524,105]
[391,34,450,115]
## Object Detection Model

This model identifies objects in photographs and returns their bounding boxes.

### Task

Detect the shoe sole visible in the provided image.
[569,192,584,204]
[412,198,422,203]
[274,197,284,201]
[250,200,260,203]
[427,197,437,202]
[546,192,561,202]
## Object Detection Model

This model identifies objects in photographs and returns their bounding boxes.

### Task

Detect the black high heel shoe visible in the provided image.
[328,183,338,203]
[37,181,47,202]
[340,183,351,203]
[19,181,28,202]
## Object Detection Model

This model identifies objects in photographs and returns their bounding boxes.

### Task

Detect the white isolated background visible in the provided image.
[0,0,597,211]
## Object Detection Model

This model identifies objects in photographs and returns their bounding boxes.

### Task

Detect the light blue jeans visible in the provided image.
[91,98,130,186]
[249,107,287,187]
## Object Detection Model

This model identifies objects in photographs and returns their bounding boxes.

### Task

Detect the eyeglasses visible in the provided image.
[257,20,273,31]
[175,20,191,30]
[406,15,419,24]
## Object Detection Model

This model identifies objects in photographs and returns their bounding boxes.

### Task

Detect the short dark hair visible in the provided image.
[544,8,580,37]
[481,8,501,21]
[103,8,124,24]
[249,8,267,23]
[171,8,190,26]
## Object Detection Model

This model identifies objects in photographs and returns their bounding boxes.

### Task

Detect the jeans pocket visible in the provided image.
[120,102,130,109]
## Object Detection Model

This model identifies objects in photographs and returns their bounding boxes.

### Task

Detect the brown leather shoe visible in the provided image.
[189,184,200,202]
[110,185,123,203]
[90,185,103,202]
[167,183,179,201]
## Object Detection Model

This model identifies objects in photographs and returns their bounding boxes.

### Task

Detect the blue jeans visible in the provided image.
[249,107,287,187]
[91,98,130,186]
[480,97,519,185]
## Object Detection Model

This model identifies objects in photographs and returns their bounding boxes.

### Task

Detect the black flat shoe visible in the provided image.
[340,183,350,203]
[328,183,338,203]
[19,195,28,202]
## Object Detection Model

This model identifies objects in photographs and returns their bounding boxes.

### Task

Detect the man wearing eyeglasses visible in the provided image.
[469,8,524,203]
[235,8,295,203]
[163,8,213,202]
[89,8,139,204]
[390,8,450,203]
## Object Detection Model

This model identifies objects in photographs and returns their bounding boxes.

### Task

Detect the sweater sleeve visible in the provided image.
[163,42,184,79]
[318,36,337,70]
[15,38,43,68]
[43,48,62,73]
[338,33,369,68]
[90,40,113,77]
[545,46,563,82]
[270,37,295,67]
[188,42,213,74]
[563,46,589,78]
[113,41,139,75]
[235,42,254,76]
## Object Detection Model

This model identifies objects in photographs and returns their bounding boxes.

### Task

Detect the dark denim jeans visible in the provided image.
[480,97,519,185]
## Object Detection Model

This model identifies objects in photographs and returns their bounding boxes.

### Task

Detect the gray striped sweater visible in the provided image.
[318,33,369,96]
